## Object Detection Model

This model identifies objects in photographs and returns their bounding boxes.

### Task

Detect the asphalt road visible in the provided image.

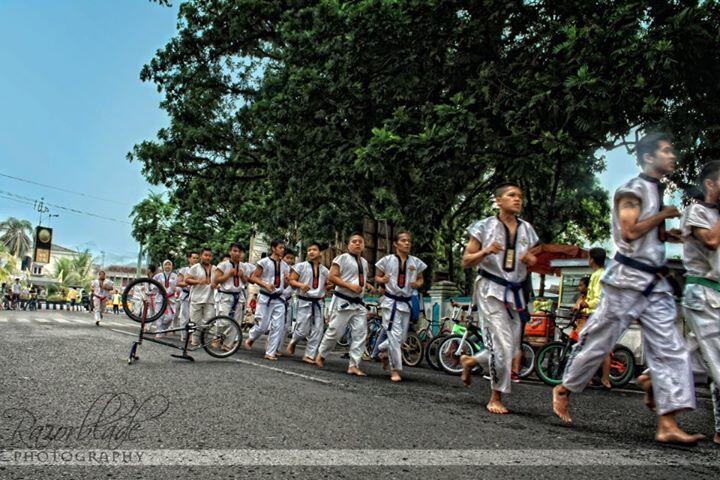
[0,309,718,479]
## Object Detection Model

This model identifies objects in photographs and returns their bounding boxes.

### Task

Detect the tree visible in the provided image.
[0,245,18,284]
[50,251,94,290]
[0,217,33,259]
[131,0,720,284]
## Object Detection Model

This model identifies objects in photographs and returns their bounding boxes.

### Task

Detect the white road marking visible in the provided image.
[0,318,7,323]
[35,318,51,323]
[53,318,72,324]
[0,448,716,466]
[234,358,332,385]
[15,318,30,323]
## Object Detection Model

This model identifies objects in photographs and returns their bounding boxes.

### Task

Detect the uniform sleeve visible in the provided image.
[526,223,540,248]
[291,262,303,277]
[683,204,715,234]
[331,254,344,269]
[414,257,428,274]
[466,220,485,243]
[613,179,643,208]
[375,255,390,273]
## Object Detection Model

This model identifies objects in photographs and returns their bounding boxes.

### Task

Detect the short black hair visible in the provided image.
[589,247,606,268]
[201,247,212,254]
[270,239,285,249]
[393,231,412,242]
[579,276,590,287]
[307,242,323,251]
[348,231,364,241]
[284,249,294,257]
[229,242,243,252]
[636,131,673,167]
[698,160,720,196]
[147,265,157,273]
[187,250,198,258]
[495,182,522,197]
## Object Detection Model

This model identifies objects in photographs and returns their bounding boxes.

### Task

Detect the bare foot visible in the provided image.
[378,352,389,371]
[486,400,509,414]
[302,356,316,365]
[244,339,253,350]
[601,378,612,390]
[286,342,296,357]
[656,429,705,445]
[714,433,720,445]
[264,354,278,361]
[315,355,325,368]
[637,374,656,412]
[460,355,475,388]
[552,385,573,424]
[347,366,367,377]
[390,370,402,382]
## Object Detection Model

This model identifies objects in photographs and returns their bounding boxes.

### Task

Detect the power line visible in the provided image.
[0,189,131,225]
[0,171,126,205]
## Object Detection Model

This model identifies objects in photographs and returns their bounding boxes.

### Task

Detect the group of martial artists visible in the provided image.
[92,131,719,445]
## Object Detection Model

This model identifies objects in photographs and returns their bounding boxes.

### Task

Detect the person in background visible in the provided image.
[580,248,611,389]
[112,290,122,315]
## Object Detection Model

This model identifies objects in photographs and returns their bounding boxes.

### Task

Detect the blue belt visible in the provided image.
[480,270,530,323]
[259,290,284,301]
[613,252,668,297]
[219,290,242,316]
[384,292,412,330]
[298,295,324,318]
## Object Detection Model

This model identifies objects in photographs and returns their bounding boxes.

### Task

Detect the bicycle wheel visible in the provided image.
[122,278,166,323]
[518,342,536,378]
[424,335,446,370]
[401,331,423,367]
[201,315,242,358]
[534,342,567,386]
[437,335,475,375]
[609,345,635,388]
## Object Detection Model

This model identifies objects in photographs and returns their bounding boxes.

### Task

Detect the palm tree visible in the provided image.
[0,217,33,258]
[0,245,18,284]
[51,250,94,289]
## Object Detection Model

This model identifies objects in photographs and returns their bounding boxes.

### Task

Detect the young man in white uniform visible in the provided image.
[316,233,374,377]
[176,251,199,340]
[277,250,296,355]
[184,248,217,347]
[245,240,290,360]
[214,243,248,323]
[375,232,426,382]
[680,160,720,445]
[552,132,702,445]
[287,242,330,364]
[459,183,539,414]
[153,260,179,337]
[91,271,114,326]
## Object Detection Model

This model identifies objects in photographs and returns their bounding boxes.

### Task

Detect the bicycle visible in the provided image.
[416,307,457,370]
[122,277,242,364]
[437,302,536,377]
[534,311,635,388]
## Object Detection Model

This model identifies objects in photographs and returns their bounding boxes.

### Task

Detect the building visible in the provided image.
[26,243,85,287]
[102,265,137,289]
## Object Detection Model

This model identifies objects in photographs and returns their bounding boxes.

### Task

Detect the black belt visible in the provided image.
[479,270,529,323]
[333,291,365,307]
[259,290,283,301]
[613,252,669,297]
[384,292,412,330]
[298,295,324,317]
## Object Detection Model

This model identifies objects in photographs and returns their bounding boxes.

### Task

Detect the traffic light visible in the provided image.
[33,226,53,264]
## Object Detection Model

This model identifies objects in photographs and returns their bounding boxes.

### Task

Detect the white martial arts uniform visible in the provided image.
[188,263,217,344]
[290,261,329,359]
[176,266,192,334]
[152,271,179,332]
[91,279,114,324]
[562,174,696,416]
[318,253,369,368]
[240,262,255,322]
[680,200,720,433]
[216,260,246,323]
[281,283,295,344]
[247,256,291,356]
[375,254,427,371]
[466,216,539,394]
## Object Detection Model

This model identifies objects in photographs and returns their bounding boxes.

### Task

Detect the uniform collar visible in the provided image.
[638,173,661,184]
[697,200,720,210]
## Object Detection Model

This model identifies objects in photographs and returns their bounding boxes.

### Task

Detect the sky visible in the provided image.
[0,0,179,266]
[0,1,663,267]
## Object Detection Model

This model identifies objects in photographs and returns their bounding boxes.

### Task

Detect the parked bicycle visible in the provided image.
[534,311,635,388]
[122,277,242,364]
[437,301,536,378]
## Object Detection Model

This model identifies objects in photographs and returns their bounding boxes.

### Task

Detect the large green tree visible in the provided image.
[0,217,33,259]
[133,0,720,282]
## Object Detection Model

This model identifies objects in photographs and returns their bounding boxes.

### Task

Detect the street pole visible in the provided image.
[136,243,143,278]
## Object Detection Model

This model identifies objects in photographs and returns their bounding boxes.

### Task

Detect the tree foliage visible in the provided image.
[0,217,33,259]
[131,0,720,280]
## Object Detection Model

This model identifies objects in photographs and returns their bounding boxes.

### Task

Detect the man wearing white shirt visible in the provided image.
[91,271,114,326]
[184,248,217,347]
[375,232,427,382]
